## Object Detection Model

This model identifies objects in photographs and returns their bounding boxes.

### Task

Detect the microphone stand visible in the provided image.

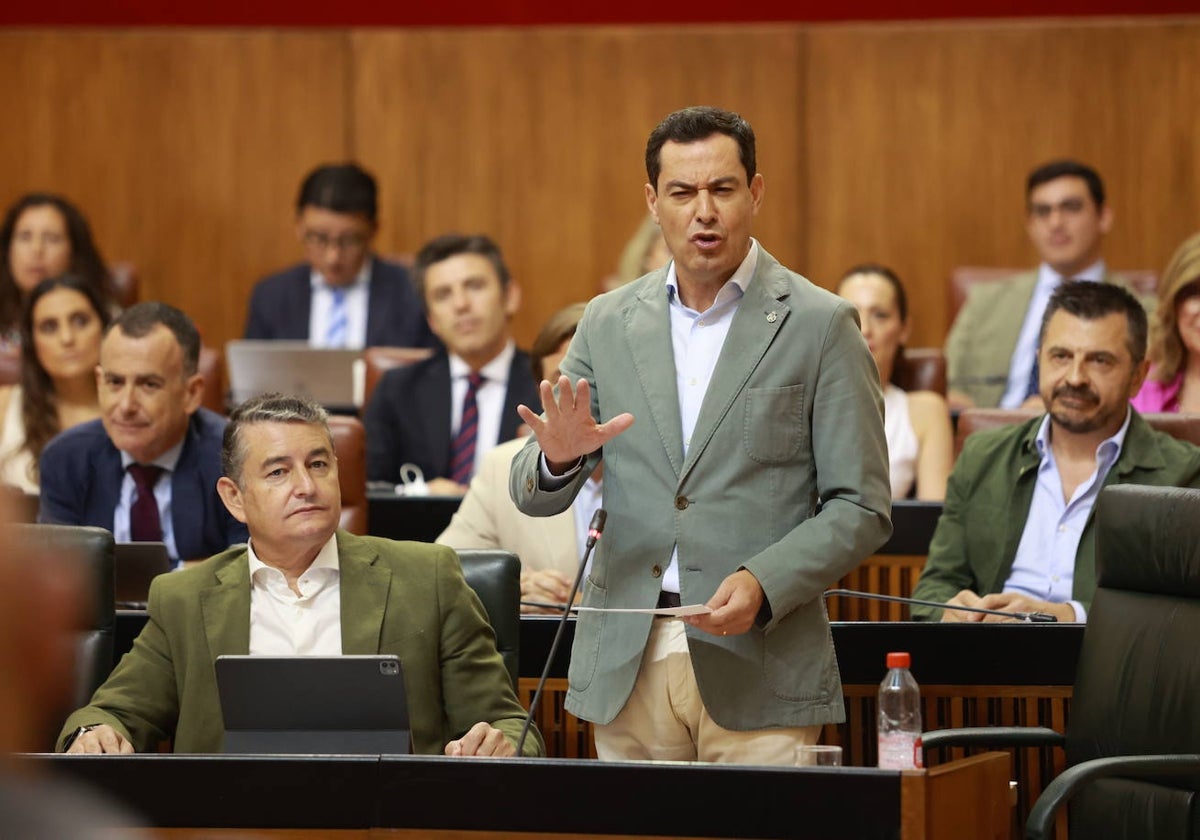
[823,588,1058,623]
[516,509,606,756]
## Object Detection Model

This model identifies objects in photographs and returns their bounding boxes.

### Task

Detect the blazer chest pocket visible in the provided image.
[743,384,805,464]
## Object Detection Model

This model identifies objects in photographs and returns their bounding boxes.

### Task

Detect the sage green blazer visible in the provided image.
[58,531,542,756]
[510,246,892,730]
[910,411,1200,620]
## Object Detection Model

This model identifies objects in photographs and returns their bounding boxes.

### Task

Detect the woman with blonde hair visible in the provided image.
[1132,233,1200,412]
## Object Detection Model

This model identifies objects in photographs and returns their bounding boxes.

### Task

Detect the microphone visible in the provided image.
[823,588,1058,623]
[516,508,606,756]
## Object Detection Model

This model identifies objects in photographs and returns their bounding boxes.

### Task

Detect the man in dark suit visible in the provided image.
[39,303,248,563]
[58,393,538,757]
[365,234,539,496]
[243,162,435,349]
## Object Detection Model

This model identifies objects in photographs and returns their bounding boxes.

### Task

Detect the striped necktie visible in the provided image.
[449,373,484,484]
[325,287,348,347]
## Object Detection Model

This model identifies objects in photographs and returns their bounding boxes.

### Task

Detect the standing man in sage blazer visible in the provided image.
[510,107,892,764]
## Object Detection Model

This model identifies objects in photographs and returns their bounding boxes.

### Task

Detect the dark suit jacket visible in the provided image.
[364,349,539,483]
[58,531,542,756]
[38,408,249,561]
[243,257,436,348]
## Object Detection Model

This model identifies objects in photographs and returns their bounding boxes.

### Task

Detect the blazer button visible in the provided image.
[525,477,535,493]
[651,565,662,578]
[675,496,689,510]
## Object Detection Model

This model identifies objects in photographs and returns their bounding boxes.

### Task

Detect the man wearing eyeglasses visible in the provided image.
[243,162,436,350]
[946,159,1151,411]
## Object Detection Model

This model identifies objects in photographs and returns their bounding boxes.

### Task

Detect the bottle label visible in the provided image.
[878,732,924,769]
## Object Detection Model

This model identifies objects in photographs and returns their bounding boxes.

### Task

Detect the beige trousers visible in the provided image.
[593,617,821,764]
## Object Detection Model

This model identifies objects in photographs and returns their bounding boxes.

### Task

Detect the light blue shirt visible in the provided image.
[309,260,371,349]
[571,474,604,575]
[657,241,757,594]
[999,260,1105,408]
[1004,408,1130,621]
[113,439,186,564]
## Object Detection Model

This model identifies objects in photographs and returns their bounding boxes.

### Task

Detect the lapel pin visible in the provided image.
[766,311,778,323]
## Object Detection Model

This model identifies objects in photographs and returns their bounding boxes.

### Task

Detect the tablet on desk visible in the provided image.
[215,655,411,755]
[114,541,173,609]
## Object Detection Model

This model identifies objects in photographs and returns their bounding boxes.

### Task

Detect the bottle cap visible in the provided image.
[886,652,911,669]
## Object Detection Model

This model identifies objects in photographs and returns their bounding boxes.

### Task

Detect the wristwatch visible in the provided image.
[62,724,101,751]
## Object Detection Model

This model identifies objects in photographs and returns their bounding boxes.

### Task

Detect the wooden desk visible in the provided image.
[27,751,1011,839]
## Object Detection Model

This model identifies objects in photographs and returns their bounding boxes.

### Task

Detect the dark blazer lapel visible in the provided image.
[680,256,789,484]
[499,352,533,442]
[201,554,251,656]
[283,268,313,341]
[170,417,201,560]
[91,441,125,529]
[416,355,453,478]
[364,258,390,347]
[336,532,391,654]
[624,277,685,478]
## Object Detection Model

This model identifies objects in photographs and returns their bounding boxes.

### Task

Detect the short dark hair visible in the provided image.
[222,392,332,484]
[108,302,201,376]
[645,106,756,191]
[412,233,511,306]
[1039,281,1148,364]
[530,302,587,381]
[0,192,114,336]
[1026,159,1105,208]
[295,163,378,223]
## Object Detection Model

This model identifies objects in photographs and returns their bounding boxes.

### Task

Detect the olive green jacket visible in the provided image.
[58,531,542,756]
[911,412,1200,620]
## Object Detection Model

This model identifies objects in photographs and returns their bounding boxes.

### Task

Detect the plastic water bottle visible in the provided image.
[877,651,923,769]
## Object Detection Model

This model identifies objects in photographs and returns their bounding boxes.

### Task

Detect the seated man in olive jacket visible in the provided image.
[913,282,1200,622]
[58,393,541,757]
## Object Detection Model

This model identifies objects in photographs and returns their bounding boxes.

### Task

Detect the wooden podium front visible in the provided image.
[28,751,1010,840]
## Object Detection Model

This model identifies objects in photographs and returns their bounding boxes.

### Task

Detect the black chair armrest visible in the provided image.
[1025,754,1200,840]
[923,726,1064,752]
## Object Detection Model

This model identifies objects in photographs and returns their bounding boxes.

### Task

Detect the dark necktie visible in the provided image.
[449,373,483,484]
[128,463,165,542]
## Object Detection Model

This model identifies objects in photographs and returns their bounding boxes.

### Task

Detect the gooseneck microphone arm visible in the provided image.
[823,588,1059,623]
[515,508,607,756]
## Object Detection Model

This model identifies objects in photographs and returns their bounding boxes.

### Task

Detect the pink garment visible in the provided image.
[1131,367,1182,413]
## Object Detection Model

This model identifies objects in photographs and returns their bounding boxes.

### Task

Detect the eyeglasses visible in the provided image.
[1028,198,1090,220]
[303,230,369,252]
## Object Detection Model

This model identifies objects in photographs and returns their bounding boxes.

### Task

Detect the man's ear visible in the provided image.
[216,476,247,523]
[644,183,659,223]
[182,373,205,415]
[504,281,521,318]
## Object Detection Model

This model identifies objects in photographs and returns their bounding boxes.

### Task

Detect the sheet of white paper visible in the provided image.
[573,604,712,616]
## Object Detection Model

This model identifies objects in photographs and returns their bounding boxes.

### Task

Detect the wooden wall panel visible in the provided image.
[0,30,349,352]
[802,18,1200,347]
[350,26,804,345]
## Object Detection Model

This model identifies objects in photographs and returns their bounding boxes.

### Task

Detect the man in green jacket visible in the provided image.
[913,281,1200,622]
[59,393,541,757]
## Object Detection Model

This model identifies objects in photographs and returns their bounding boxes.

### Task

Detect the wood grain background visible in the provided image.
[2,18,1197,351]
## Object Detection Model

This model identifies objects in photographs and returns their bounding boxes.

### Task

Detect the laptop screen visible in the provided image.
[215,655,410,755]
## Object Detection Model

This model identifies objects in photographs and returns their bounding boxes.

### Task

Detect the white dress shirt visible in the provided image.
[999,260,1105,408]
[114,439,185,564]
[248,533,343,655]
[309,261,371,349]
[450,341,516,477]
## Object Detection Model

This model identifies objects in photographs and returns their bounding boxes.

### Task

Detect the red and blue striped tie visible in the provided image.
[449,373,483,484]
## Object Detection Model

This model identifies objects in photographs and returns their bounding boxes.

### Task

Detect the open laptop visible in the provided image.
[114,541,174,609]
[215,655,411,755]
[225,340,363,409]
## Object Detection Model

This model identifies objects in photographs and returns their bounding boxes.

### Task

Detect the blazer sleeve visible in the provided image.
[432,550,544,756]
[435,449,504,549]
[37,437,86,526]
[910,443,980,620]
[243,280,275,340]
[57,581,181,751]
[364,370,404,483]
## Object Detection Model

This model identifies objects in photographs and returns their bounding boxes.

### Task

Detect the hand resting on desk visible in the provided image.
[521,568,576,614]
[66,724,134,754]
[942,589,1077,623]
[445,722,516,757]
